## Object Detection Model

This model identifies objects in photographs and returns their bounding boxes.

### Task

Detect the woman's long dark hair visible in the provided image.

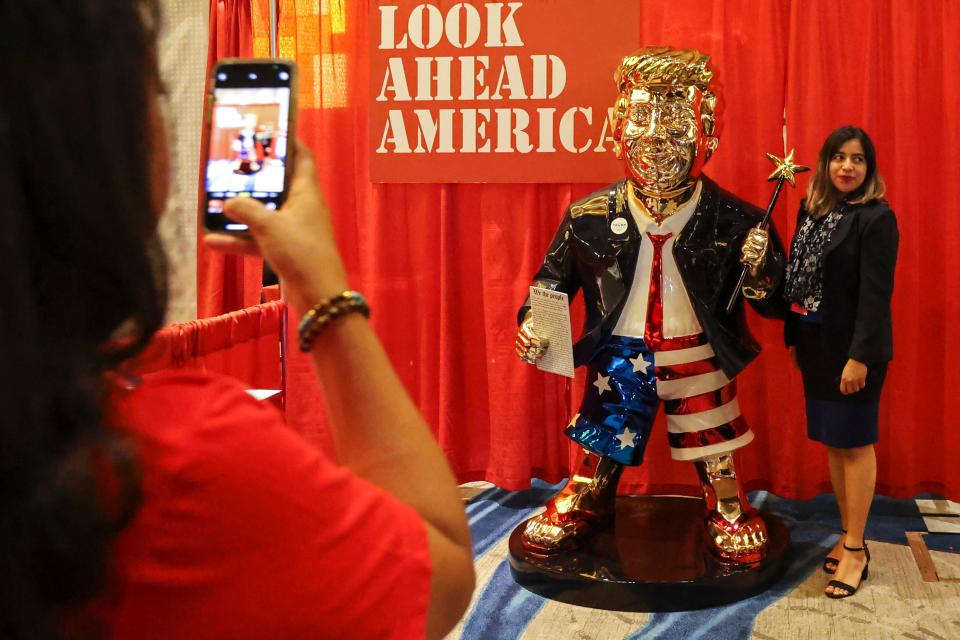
[805,125,886,218]
[0,1,166,636]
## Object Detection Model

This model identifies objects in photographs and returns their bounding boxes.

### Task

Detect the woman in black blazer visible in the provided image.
[784,126,898,599]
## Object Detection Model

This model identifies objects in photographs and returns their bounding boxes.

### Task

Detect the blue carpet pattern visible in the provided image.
[456,482,946,640]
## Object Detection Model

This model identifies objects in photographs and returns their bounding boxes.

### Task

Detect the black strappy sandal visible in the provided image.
[826,543,870,599]
[823,529,847,574]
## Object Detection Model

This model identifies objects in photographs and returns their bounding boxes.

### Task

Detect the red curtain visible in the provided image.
[242,0,959,499]
[198,0,265,318]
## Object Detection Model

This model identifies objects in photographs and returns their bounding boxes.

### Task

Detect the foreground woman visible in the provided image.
[784,126,899,599]
[0,2,473,637]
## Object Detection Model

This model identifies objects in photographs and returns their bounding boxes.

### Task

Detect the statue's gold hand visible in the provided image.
[515,313,550,364]
[740,226,769,275]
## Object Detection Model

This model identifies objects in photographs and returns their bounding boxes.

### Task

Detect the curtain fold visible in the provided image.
[198,0,264,318]
[250,0,959,499]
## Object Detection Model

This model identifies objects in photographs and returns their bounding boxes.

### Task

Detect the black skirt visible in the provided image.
[793,316,887,448]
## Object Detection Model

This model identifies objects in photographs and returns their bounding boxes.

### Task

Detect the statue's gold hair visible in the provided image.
[611,47,721,152]
[615,47,713,93]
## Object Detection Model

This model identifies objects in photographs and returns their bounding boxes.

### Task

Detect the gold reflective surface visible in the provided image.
[695,453,768,563]
[516,310,550,364]
[741,227,769,272]
[522,451,623,551]
[629,181,690,225]
[570,194,610,219]
[766,148,810,186]
[615,47,713,94]
[611,47,719,221]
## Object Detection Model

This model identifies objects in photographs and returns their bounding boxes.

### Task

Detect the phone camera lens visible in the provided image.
[216,72,227,81]
[279,71,290,81]
[248,72,258,80]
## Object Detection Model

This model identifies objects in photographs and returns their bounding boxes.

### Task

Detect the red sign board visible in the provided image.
[369,0,640,183]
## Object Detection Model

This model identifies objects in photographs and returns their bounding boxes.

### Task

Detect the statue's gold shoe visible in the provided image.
[520,450,622,553]
[694,453,768,565]
[705,508,768,565]
[520,505,610,553]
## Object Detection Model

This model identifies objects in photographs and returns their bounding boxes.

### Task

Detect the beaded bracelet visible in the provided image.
[298,290,370,352]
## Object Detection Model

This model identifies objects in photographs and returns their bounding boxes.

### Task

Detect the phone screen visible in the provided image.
[203,61,295,233]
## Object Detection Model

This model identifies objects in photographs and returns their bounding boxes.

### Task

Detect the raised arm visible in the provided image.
[206,143,474,639]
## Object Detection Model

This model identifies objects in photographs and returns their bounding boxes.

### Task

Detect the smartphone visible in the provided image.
[201,59,298,233]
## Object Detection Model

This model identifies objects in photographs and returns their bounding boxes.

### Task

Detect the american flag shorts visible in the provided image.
[565,335,753,465]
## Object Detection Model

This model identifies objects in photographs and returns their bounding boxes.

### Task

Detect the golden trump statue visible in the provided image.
[515,47,785,564]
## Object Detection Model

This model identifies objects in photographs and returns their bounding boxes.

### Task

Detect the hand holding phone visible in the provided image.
[201,59,298,233]
[204,142,351,313]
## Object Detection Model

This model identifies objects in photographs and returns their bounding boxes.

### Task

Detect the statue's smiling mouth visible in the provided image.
[642,149,674,164]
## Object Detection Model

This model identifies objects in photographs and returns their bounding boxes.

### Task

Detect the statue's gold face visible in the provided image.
[618,85,706,196]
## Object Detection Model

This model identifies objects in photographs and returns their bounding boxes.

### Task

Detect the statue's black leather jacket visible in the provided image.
[519,176,787,378]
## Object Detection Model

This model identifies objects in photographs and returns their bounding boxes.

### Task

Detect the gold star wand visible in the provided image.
[725,149,810,313]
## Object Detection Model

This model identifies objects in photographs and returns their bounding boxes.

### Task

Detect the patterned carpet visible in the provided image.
[448,482,960,640]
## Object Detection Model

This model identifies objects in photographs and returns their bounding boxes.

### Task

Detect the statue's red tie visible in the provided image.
[643,232,673,349]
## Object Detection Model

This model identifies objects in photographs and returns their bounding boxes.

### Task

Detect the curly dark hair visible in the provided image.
[0,0,166,636]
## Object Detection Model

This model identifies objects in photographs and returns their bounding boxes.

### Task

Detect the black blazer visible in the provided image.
[520,176,785,378]
[784,200,899,365]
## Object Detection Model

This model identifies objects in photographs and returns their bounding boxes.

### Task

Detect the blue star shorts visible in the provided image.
[565,336,659,465]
